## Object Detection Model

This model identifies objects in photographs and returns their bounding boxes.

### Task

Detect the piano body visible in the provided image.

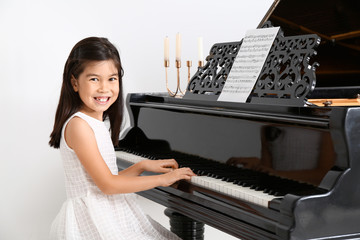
[116,0,360,239]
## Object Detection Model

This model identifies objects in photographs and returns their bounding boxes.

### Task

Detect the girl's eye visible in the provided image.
[109,77,118,81]
[90,78,99,81]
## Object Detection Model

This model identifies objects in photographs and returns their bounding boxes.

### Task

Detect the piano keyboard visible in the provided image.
[115,151,149,164]
[116,150,282,208]
[191,175,277,207]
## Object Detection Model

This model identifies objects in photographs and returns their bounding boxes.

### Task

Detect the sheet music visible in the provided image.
[218,27,280,102]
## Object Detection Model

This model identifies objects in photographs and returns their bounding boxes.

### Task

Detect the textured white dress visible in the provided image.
[50,112,180,240]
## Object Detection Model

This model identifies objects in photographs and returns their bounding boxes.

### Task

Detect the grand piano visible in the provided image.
[116,0,360,239]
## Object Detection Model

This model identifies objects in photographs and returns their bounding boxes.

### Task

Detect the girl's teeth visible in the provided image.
[96,97,108,102]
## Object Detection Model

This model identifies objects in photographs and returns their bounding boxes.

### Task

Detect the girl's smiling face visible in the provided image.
[71,60,119,120]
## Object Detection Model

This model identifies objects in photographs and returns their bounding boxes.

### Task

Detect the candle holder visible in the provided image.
[165,59,188,97]
[186,61,192,83]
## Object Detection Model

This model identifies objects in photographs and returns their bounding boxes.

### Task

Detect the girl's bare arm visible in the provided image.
[65,117,195,195]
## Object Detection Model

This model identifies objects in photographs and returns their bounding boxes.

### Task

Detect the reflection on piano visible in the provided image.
[116,0,360,239]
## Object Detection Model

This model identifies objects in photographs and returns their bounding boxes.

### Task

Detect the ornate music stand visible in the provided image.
[183,23,321,107]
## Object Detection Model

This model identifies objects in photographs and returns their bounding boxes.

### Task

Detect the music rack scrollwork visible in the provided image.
[184,41,242,101]
[251,32,321,106]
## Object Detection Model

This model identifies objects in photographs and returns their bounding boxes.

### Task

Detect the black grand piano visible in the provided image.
[116,0,360,239]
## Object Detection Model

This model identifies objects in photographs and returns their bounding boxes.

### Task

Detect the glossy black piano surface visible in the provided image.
[117,93,360,239]
[116,0,360,239]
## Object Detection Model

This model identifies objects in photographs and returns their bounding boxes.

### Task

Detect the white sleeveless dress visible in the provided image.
[50,112,180,240]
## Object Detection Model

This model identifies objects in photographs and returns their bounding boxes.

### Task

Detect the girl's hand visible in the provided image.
[141,159,179,173]
[160,167,196,187]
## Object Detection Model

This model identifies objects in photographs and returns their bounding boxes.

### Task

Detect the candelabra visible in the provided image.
[164,60,204,97]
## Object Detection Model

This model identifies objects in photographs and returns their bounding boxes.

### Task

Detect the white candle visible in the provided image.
[198,37,203,61]
[176,33,181,61]
[164,36,169,61]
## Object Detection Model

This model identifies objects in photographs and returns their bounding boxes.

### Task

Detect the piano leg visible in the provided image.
[164,208,205,240]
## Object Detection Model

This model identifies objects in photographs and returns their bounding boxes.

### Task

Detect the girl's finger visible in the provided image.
[161,159,178,169]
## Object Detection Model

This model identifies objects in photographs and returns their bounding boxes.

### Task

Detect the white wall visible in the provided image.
[0,0,272,239]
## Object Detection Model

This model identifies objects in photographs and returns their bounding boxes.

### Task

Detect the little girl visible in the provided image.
[49,37,195,239]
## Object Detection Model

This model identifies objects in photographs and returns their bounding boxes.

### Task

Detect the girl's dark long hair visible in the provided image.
[49,37,124,148]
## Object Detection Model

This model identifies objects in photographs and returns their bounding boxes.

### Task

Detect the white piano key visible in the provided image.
[116,151,149,163]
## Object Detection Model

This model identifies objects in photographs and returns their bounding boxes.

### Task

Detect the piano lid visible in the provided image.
[259,0,360,88]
